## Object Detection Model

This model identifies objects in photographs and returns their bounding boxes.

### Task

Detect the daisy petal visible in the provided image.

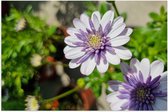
[140,58,150,82]
[64,46,85,59]
[67,27,79,37]
[157,72,167,92]
[153,98,167,110]
[73,18,86,32]
[80,13,91,30]
[112,16,124,30]
[64,36,82,46]
[100,10,114,29]
[130,58,140,73]
[119,28,133,36]
[120,62,130,75]
[69,58,81,69]
[106,92,121,103]
[108,80,122,91]
[92,14,100,31]
[105,51,120,65]
[110,36,130,46]
[114,46,132,60]
[91,11,101,22]
[97,58,109,73]
[80,57,96,75]
[106,92,128,110]
[150,60,164,78]
[107,23,126,39]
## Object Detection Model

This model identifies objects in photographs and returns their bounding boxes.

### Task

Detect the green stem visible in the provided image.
[111,1,120,16]
[42,86,80,103]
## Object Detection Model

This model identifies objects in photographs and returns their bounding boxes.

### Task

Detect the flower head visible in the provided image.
[25,95,39,110]
[107,58,167,110]
[64,10,132,75]
[15,17,26,31]
[30,54,42,67]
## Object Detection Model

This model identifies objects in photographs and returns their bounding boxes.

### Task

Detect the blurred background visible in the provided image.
[1,1,167,110]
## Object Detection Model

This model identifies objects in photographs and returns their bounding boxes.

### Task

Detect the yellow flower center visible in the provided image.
[88,35,101,49]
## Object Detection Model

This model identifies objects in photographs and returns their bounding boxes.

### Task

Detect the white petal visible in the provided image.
[108,80,122,92]
[140,58,150,82]
[106,92,119,103]
[64,36,82,46]
[91,11,101,21]
[69,59,81,69]
[110,36,130,46]
[105,51,120,65]
[80,13,90,30]
[150,60,164,79]
[80,57,96,75]
[124,28,133,36]
[107,23,126,39]
[120,62,130,75]
[157,72,167,92]
[97,59,109,73]
[67,27,79,37]
[114,46,132,60]
[160,71,167,81]
[91,13,100,31]
[130,58,140,74]
[153,98,167,110]
[112,16,124,30]
[64,46,85,59]
[100,10,114,29]
[106,92,128,110]
[73,18,86,32]
[111,100,128,111]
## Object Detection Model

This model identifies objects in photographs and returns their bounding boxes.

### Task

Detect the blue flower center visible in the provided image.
[133,86,155,104]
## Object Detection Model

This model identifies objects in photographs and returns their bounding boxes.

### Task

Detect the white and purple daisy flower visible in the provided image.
[106,58,167,110]
[64,10,132,75]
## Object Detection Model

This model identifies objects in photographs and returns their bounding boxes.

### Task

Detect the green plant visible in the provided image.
[127,6,167,68]
[2,6,57,98]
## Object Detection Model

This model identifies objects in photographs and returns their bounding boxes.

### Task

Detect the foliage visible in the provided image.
[2,6,57,98]
[2,97,25,110]
[127,6,167,68]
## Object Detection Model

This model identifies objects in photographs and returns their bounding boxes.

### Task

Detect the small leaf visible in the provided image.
[47,26,56,36]
[160,6,165,15]
[49,44,56,53]
[149,12,160,21]
[99,2,108,15]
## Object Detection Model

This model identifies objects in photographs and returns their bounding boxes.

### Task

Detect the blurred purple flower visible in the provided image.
[107,58,167,110]
[64,10,132,75]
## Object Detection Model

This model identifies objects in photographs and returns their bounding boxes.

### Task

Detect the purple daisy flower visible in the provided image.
[64,10,132,75]
[106,58,167,110]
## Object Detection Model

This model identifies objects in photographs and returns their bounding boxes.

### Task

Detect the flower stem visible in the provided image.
[111,1,120,16]
[42,86,80,103]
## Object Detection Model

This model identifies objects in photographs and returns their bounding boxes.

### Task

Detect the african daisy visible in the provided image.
[107,58,167,110]
[64,10,132,75]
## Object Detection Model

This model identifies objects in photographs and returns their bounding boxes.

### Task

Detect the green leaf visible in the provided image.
[47,26,56,36]
[149,12,160,21]
[160,6,165,15]
[2,98,25,110]
[99,2,108,15]
[49,44,56,53]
